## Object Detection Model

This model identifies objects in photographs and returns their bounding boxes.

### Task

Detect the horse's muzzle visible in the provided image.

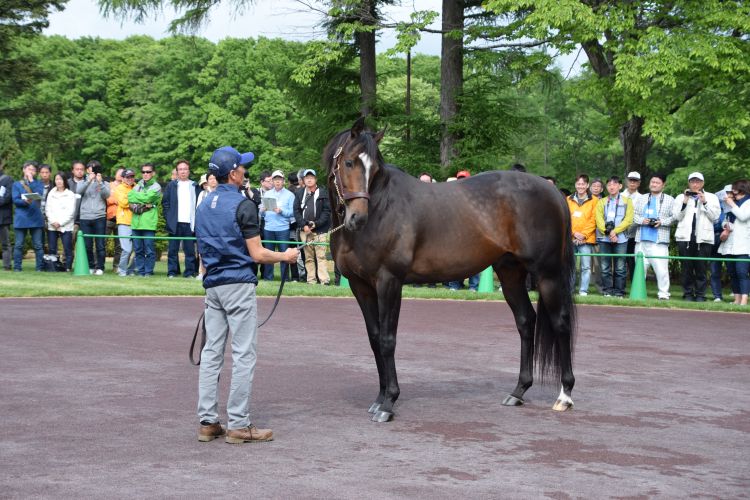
[344,207,368,231]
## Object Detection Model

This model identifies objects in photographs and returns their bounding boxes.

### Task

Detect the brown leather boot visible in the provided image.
[225,425,274,444]
[198,421,226,442]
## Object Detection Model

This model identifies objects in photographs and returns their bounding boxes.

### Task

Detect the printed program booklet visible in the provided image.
[262,197,277,211]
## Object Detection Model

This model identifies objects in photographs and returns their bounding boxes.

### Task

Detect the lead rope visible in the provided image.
[190,222,346,366]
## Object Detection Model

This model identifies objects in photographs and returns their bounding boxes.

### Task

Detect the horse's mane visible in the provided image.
[322,128,385,176]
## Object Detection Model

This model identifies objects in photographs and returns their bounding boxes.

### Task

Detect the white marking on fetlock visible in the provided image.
[358,152,372,187]
[557,386,573,406]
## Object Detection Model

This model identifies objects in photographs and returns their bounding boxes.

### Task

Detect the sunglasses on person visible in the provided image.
[142,169,154,174]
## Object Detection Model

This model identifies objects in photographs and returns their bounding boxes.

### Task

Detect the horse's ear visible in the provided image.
[373,125,386,144]
[351,116,366,138]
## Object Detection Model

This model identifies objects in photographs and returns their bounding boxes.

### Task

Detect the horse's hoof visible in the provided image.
[367,402,381,414]
[502,395,524,406]
[371,410,394,423]
[552,399,573,411]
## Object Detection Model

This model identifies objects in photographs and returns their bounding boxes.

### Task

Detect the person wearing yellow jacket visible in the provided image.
[567,174,598,295]
[595,176,634,297]
[114,169,135,276]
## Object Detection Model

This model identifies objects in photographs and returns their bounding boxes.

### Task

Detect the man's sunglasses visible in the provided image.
[142,170,154,174]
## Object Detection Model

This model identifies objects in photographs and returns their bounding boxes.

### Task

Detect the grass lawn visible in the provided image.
[1,257,747,313]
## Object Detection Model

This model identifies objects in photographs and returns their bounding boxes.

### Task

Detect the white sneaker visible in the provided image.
[579,291,588,296]
[713,297,722,302]
[196,274,203,280]
[94,269,103,276]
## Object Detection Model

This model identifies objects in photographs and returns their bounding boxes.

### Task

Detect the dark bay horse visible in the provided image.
[325,118,577,422]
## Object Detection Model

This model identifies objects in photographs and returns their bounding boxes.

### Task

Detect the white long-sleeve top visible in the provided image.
[45,188,77,232]
[719,198,750,256]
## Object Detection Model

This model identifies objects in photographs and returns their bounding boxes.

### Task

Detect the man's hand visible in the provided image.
[303,225,311,233]
[697,191,706,204]
[282,248,299,263]
[52,222,60,229]
[273,207,281,214]
[609,231,618,243]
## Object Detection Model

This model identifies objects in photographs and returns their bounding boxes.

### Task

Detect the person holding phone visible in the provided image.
[673,172,721,301]
[718,180,750,305]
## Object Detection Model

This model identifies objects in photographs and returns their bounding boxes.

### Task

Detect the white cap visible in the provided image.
[271,169,284,179]
[724,184,733,192]
[688,172,704,181]
[626,171,641,180]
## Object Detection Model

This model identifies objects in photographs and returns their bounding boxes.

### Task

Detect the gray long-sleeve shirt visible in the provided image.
[77,179,110,220]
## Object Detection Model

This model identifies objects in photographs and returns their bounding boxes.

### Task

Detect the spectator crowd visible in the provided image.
[0,159,747,305]
[0,158,333,287]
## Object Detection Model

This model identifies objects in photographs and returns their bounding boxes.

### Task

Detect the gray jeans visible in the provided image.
[198,282,259,430]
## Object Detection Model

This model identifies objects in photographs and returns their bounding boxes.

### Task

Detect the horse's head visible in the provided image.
[326,117,385,231]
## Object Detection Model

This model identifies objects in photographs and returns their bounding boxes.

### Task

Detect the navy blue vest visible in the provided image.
[195,184,257,289]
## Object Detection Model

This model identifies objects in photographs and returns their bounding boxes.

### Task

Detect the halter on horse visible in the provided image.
[325,118,577,422]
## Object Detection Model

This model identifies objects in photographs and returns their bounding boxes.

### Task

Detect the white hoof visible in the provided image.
[552,386,574,412]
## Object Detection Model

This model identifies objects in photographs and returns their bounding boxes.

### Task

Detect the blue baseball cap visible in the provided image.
[208,146,255,177]
[302,168,316,177]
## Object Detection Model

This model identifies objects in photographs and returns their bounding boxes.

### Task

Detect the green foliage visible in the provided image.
[485,0,750,176]
[0,119,22,175]
[1,28,747,190]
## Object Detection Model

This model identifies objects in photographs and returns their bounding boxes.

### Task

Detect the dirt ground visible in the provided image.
[1,296,748,498]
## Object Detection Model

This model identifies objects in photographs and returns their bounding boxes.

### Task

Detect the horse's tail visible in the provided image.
[533,204,577,383]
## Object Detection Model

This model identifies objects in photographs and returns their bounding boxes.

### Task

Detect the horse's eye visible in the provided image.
[345,160,353,168]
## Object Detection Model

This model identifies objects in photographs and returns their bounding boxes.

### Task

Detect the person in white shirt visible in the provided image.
[673,171,721,301]
[717,179,750,306]
[45,173,77,270]
[162,159,200,278]
[632,173,674,300]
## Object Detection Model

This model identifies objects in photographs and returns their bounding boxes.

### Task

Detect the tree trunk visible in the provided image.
[356,0,377,117]
[619,116,654,177]
[440,0,464,172]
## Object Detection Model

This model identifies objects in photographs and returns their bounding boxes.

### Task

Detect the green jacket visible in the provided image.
[128,179,162,230]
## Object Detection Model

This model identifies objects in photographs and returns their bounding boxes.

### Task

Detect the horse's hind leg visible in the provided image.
[349,277,386,415]
[496,263,536,406]
[536,277,575,411]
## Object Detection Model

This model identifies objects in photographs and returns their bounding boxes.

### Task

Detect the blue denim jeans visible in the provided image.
[48,230,73,270]
[574,243,593,294]
[262,229,289,280]
[598,240,627,296]
[448,274,480,291]
[13,227,44,271]
[167,222,197,277]
[79,217,107,271]
[726,255,750,295]
[132,229,156,276]
[710,239,724,299]
[117,225,135,275]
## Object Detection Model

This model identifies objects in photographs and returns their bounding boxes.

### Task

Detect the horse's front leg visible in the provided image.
[349,276,386,414]
[372,276,403,422]
[496,264,536,406]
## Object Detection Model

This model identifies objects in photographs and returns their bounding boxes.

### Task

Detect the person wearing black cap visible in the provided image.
[293,168,331,285]
[195,146,299,444]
